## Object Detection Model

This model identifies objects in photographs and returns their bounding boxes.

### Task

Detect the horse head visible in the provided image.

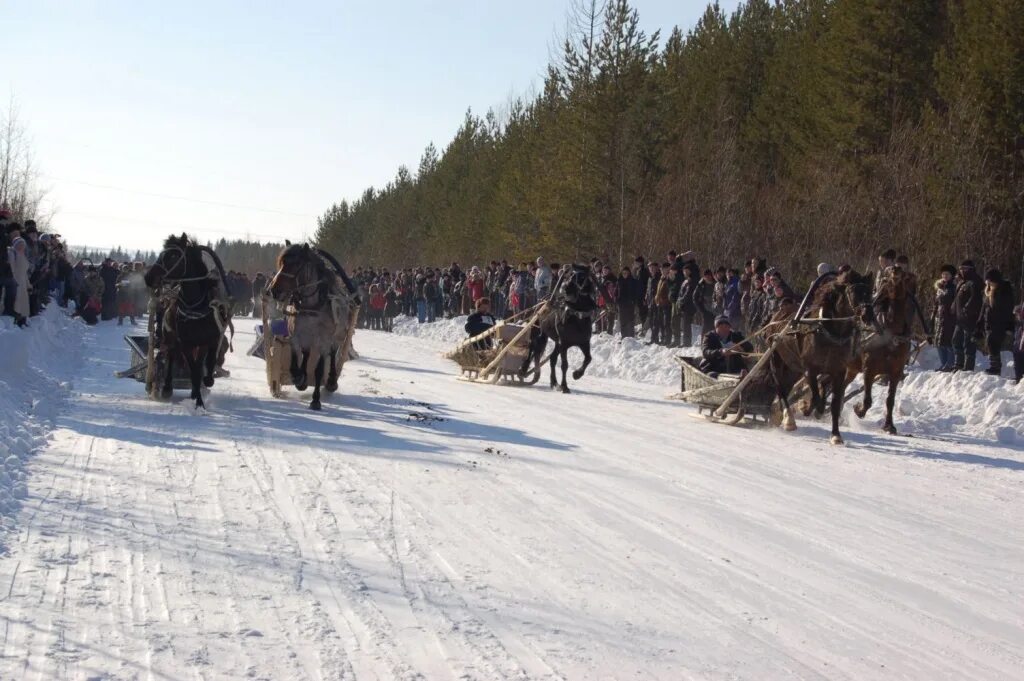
[561,264,598,310]
[269,243,325,304]
[145,233,202,290]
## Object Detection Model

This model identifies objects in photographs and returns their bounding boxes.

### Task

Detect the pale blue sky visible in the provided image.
[3,0,738,251]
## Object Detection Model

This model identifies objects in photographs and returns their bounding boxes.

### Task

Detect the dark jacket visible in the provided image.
[699,330,752,374]
[693,278,715,321]
[677,273,698,314]
[616,273,640,306]
[981,281,1015,335]
[465,311,496,338]
[667,272,683,303]
[954,269,984,327]
[931,278,956,346]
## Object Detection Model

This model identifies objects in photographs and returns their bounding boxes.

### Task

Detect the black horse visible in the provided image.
[267,243,357,410]
[144,234,231,409]
[521,264,597,393]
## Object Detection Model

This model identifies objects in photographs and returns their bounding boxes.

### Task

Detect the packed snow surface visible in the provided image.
[0,313,1021,679]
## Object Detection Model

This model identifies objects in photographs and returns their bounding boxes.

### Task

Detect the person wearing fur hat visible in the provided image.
[980,268,1015,376]
[931,264,957,371]
[465,297,497,349]
[952,259,985,371]
[699,316,752,377]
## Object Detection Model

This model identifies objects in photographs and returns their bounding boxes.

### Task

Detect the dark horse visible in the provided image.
[767,269,874,445]
[847,266,918,434]
[144,234,232,409]
[521,264,597,393]
[268,243,357,410]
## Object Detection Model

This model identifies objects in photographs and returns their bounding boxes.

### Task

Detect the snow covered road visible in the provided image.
[1,318,1022,680]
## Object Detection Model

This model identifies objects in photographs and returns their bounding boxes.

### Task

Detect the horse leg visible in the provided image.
[161,351,174,400]
[882,369,899,435]
[855,368,875,418]
[549,342,559,389]
[572,340,592,380]
[294,350,310,391]
[803,373,821,417]
[772,362,797,431]
[830,374,846,445]
[203,342,217,387]
[187,349,206,409]
[559,348,571,393]
[326,347,339,393]
[289,347,304,388]
[310,355,325,410]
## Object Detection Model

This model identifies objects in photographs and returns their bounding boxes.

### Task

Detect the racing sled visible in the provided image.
[672,356,778,425]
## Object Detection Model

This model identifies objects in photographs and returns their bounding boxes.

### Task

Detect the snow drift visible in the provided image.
[391,315,1023,444]
[0,306,84,546]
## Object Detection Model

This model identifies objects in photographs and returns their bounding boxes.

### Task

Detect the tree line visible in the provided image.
[314,0,1024,291]
[72,239,283,275]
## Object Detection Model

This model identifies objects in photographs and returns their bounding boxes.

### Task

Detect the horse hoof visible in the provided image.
[326,379,339,393]
[309,401,322,411]
[830,435,845,446]
[203,376,214,388]
[883,425,897,435]
[572,370,584,380]
[784,422,798,432]
[160,389,173,400]
[560,386,571,394]
[854,405,867,419]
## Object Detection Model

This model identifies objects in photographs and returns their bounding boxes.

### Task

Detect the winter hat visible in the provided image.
[984,268,1002,283]
[23,220,37,234]
[960,259,974,269]
[940,264,956,276]
[714,315,731,327]
[816,263,837,277]
[476,297,490,310]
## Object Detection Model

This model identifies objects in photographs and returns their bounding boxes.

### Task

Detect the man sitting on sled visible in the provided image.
[465,297,497,350]
[699,315,752,377]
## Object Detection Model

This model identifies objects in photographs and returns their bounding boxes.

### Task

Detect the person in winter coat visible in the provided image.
[646,262,665,345]
[677,265,700,347]
[423,272,440,323]
[634,256,650,330]
[980,269,1015,376]
[465,297,497,349]
[99,258,119,320]
[9,236,31,319]
[931,264,957,371]
[597,268,617,335]
[616,267,639,338]
[667,266,683,347]
[699,316,753,376]
[952,260,985,371]
[1012,304,1024,384]
[745,273,768,334]
[694,269,717,338]
[534,257,552,299]
[723,268,743,332]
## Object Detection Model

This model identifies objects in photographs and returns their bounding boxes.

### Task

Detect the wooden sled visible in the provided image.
[446,318,543,386]
[673,356,778,425]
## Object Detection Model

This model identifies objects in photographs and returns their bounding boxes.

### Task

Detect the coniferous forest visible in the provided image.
[315,0,1024,288]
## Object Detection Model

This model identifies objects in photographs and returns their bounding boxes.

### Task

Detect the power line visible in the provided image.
[40,174,316,218]
[55,209,304,242]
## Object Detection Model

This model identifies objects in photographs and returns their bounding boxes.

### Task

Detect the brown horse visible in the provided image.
[767,270,875,445]
[847,266,917,434]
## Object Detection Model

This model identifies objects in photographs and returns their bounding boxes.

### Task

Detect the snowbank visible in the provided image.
[391,315,1023,445]
[0,306,84,546]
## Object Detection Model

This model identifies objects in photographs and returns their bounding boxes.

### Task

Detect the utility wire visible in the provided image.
[40,174,315,218]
